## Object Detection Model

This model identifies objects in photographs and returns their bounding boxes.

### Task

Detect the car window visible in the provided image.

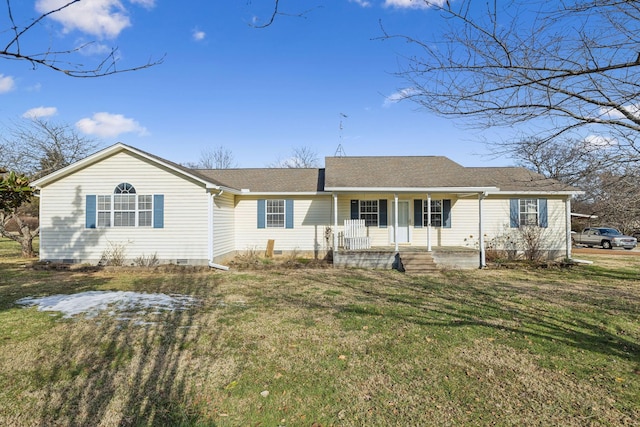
[601,228,621,236]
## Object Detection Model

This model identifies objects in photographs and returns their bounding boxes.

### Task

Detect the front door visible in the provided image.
[392,201,410,243]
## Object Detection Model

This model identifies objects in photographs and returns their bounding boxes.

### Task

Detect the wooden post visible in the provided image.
[265,239,275,258]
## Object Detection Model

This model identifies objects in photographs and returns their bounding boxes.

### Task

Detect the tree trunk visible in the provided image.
[20,225,35,258]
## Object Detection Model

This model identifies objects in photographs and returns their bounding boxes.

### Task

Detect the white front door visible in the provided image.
[392,201,410,243]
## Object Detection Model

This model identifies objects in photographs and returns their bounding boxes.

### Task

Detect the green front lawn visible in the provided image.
[1,238,638,426]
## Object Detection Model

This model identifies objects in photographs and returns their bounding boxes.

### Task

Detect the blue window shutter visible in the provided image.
[257,199,266,229]
[443,199,452,228]
[350,200,359,220]
[379,199,388,228]
[153,194,164,228]
[414,200,423,228]
[539,198,548,228]
[510,199,519,228]
[285,199,294,229]
[86,195,96,229]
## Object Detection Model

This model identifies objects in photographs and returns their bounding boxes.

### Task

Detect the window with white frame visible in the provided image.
[266,199,285,228]
[360,200,379,227]
[97,195,111,227]
[423,200,443,227]
[519,199,538,226]
[138,195,153,227]
[97,183,153,227]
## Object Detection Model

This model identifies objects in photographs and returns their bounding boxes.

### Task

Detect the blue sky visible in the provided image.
[1,0,510,168]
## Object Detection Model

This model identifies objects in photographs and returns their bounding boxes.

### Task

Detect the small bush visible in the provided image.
[133,253,159,267]
[99,241,129,266]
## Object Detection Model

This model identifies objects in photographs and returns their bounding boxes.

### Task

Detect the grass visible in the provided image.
[0,238,639,426]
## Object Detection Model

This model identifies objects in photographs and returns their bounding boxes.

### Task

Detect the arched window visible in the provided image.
[114,183,136,194]
[95,183,153,227]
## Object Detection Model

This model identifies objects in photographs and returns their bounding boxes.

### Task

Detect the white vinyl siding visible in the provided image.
[38,151,210,264]
[211,191,235,262]
[235,196,331,252]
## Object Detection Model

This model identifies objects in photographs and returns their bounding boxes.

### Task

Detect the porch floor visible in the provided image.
[334,246,480,271]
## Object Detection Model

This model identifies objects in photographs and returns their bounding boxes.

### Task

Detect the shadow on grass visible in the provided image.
[30,278,220,426]
[281,269,640,366]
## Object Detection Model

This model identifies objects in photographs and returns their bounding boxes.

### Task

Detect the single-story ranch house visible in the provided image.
[31,143,581,270]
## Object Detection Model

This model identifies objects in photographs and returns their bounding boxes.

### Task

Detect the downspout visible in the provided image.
[208,189,230,271]
[479,192,486,268]
[565,196,572,260]
[394,193,399,252]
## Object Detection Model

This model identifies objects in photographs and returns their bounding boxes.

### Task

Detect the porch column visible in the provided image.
[478,192,486,268]
[394,193,399,252]
[427,193,432,251]
[333,193,338,251]
[565,196,572,259]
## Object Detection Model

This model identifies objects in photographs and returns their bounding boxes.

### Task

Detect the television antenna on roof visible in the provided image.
[335,112,348,157]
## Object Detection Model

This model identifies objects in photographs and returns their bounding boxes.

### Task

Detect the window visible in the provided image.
[510,198,547,228]
[519,199,539,226]
[266,199,285,228]
[138,195,153,227]
[350,199,387,228]
[359,200,379,227]
[257,199,294,229]
[414,199,451,228]
[424,200,443,227]
[114,194,136,226]
[97,195,111,227]
[94,183,154,228]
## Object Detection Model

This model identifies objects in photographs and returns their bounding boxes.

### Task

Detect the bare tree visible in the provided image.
[269,146,320,168]
[196,146,236,169]
[1,0,162,77]
[0,118,99,179]
[588,168,640,234]
[385,0,640,162]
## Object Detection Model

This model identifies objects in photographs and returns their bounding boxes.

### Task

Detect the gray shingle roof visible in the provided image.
[465,167,578,192]
[324,156,471,188]
[196,168,325,193]
[323,156,578,192]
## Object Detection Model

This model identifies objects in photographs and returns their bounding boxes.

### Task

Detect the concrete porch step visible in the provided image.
[398,252,439,273]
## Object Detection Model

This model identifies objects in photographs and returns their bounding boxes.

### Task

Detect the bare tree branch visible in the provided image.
[268,146,320,168]
[0,118,99,178]
[249,0,318,29]
[383,0,640,156]
[1,0,163,77]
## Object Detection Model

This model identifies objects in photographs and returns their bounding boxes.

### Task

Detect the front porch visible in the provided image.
[333,246,480,272]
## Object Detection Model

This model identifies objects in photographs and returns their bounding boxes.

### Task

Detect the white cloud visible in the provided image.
[35,0,156,39]
[584,134,617,149]
[0,74,16,93]
[192,28,206,41]
[383,87,420,107]
[350,0,372,7]
[22,106,58,119]
[384,0,447,9]
[27,83,42,92]
[76,112,148,138]
[130,0,156,8]
[599,105,640,120]
[78,41,113,56]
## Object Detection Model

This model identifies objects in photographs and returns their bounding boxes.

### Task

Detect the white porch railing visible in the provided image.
[343,219,371,250]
